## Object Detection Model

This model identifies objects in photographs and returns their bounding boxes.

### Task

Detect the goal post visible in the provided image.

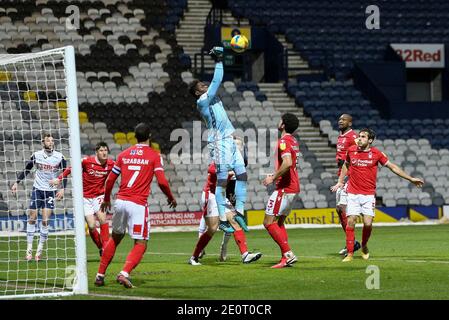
[65,46,88,296]
[0,46,87,298]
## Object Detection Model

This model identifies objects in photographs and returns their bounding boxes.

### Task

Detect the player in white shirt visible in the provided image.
[11,133,67,262]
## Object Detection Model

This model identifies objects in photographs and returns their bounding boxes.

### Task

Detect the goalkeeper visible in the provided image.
[188,47,248,232]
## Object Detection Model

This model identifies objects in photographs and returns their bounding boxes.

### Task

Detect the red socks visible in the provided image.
[233,230,248,254]
[337,207,348,232]
[265,223,290,254]
[346,226,355,254]
[193,232,212,258]
[123,243,147,274]
[362,225,372,247]
[278,223,288,243]
[100,223,109,246]
[89,228,102,250]
[98,238,118,275]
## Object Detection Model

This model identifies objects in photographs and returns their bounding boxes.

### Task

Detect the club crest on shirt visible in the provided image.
[137,149,143,156]
[368,152,372,159]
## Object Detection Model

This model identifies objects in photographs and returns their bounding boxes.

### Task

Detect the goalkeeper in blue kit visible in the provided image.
[188,47,248,232]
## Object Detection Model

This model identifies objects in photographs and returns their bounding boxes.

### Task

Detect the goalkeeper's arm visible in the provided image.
[206,47,224,99]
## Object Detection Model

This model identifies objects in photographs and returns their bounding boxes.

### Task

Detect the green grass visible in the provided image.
[85,224,449,300]
[2,225,449,299]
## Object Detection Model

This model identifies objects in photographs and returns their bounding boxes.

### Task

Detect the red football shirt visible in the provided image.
[203,162,217,194]
[336,129,358,176]
[275,134,300,193]
[346,145,389,195]
[58,156,115,198]
[202,162,235,194]
[82,156,115,198]
[113,144,164,205]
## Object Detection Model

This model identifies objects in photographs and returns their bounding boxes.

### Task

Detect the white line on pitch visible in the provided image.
[87,252,449,264]
[86,293,165,300]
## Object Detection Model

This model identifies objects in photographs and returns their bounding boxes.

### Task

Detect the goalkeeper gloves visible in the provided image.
[209,46,224,62]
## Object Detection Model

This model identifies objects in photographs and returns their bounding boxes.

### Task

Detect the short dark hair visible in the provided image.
[188,80,201,98]
[95,141,109,152]
[359,128,376,141]
[41,132,52,142]
[281,113,299,134]
[134,123,151,143]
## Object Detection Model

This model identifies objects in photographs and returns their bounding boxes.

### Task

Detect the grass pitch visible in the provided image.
[84,224,449,300]
[2,224,448,299]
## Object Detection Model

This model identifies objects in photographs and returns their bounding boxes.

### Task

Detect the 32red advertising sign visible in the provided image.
[390,44,445,68]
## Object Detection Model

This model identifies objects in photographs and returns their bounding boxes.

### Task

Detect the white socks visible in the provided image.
[26,222,35,251]
[37,225,49,253]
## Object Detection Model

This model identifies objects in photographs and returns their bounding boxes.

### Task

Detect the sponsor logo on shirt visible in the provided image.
[37,163,59,171]
[88,169,108,176]
[351,159,374,167]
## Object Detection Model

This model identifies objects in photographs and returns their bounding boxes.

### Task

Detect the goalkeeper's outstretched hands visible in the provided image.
[209,46,224,62]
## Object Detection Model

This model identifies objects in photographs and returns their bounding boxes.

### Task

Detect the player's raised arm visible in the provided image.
[12,154,36,195]
[206,47,224,99]
[385,162,424,188]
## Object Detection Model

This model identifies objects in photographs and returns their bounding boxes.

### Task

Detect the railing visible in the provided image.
[194,49,213,78]
[206,7,223,26]
[280,48,334,82]
[206,5,242,26]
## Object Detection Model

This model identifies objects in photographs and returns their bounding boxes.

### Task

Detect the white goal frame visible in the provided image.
[0,46,87,299]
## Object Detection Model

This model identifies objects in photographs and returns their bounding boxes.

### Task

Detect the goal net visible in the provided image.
[0,46,87,298]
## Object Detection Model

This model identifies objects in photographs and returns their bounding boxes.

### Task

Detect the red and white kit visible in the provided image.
[58,156,115,216]
[336,129,358,205]
[106,144,174,240]
[345,145,389,217]
[265,134,300,216]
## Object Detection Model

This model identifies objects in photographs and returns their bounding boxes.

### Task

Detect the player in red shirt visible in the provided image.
[50,142,114,256]
[335,114,361,256]
[95,123,177,288]
[190,141,262,265]
[331,128,423,262]
[262,113,300,268]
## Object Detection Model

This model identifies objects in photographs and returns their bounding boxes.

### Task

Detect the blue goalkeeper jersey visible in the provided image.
[196,62,235,143]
